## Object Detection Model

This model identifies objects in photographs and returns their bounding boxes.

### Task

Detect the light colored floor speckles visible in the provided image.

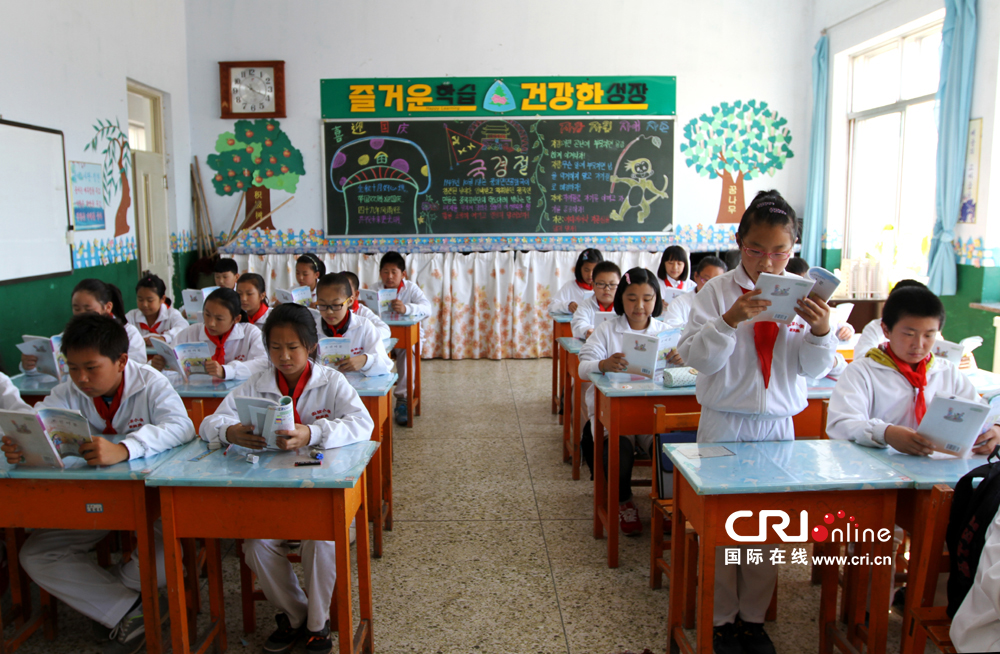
[3,359,931,653]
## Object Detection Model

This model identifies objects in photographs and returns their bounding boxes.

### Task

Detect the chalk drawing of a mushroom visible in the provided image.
[329,137,432,235]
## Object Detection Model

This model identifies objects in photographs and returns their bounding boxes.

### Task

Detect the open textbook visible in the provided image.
[235,395,294,449]
[318,337,352,367]
[275,286,312,306]
[182,287,219,318]
[0,407,92,468]
[750,274,816,324]
[916,394,996,457]
[932,336,984,366]
[359,288,397,318]
[16,335,67,379]
[151,340,212,380]
[803,267,842,302]
[661,286,691,306]
[615,328,682,379]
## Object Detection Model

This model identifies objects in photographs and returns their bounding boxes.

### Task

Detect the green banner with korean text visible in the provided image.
[321,76,676,119]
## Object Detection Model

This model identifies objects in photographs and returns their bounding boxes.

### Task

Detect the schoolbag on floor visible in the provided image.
[946,445,1000,617]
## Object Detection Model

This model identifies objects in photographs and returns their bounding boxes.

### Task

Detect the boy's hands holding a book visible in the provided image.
[20,354,39,371]
[390,299,407,314]
[723,290,770,328]
[204,360,226,379]
[336,355,368,374]
[149,355,167,371]
[972,425,1000,455]
[599,353,629,373]
[275,424,311,450]
[225,424,267,450]
[79,437,129,466]
[794,296,832,336]
[884,426,935,456]
[2,436,24,464]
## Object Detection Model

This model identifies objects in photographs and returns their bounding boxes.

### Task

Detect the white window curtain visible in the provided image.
[232,250,664,360]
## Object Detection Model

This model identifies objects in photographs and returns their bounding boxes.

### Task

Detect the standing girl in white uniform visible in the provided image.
[126,272,188,345]
[677,190,837,654]
[550,248,603,314]
[237,272,272,329]
[198,304,373,654]
[656,245,695,311]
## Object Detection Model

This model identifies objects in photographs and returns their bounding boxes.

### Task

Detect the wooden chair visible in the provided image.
[901,484,956,654]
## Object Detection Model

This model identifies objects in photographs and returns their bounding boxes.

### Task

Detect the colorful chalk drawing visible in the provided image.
[608,133,669,224]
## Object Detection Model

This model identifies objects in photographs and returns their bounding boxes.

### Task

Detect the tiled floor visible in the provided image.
[3,358,929,653]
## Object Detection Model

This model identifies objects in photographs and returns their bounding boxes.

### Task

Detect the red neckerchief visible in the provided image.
[350,297,360,313]
[881,343,930,423]
[139,311,162,334]
[248,303,268,325]
[665,277,678,289]
[597,300,613,312]
[205,325,235,366]
[276,361,312,424]
[322,312,351,338]
[397,279,405,294]
[739,286,780,389]
[576,281,593,291]
[92,373,126,435]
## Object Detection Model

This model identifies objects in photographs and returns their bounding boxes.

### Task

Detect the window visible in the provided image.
[845,23,941,279]
[127,91,158,153]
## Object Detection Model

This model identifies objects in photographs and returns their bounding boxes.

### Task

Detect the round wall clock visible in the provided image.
[219,60,286,119]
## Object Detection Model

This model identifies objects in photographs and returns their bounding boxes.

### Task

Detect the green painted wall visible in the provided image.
[171,250,199,302]
[821,248,842,273]
[940,265,999,371]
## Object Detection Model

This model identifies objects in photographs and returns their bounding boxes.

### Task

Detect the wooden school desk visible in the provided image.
[664,440,907,654]
[384,316,424,428]
[588,373,838,567]
[0,446,188,654]
[550,312,573,418]
[557,336,584,480]
[146,439,379,654]
[347,372,398,558]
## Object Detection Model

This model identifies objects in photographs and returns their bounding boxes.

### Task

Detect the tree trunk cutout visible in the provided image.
[85,119,133,238]
[244,186,274,231]
[716,170,745,223]
[113,139,131,237]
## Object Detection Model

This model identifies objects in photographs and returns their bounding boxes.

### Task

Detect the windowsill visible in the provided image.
[970,302,1000,314]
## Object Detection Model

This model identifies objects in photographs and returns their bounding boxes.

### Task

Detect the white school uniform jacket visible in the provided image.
[22,322,146,375]
[172,322,267,381]
[246,306,273,330]
[126,305,188,344]
[578,314,674,422]
[550,280,593,314]
[311,311,393,377]
[355,303,391,339]
[661,290,696,330]
[951,509,1000,652]
[199,364,373,450]
[677,266,838,420]
[570,296,616,340]
[658,277,696,298]
[376,279,432,317]
[0,372,31,411]
[36,359,194,459]
[826,355,984,448]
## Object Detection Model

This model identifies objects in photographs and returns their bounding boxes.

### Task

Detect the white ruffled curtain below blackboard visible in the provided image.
[230,251,663,360]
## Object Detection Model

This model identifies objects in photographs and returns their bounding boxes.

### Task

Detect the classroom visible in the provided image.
[3,0,1000,653]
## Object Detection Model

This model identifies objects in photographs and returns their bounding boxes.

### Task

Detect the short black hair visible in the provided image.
[613,267,662,318]
[889,279,928,295]
[60,314,129,361]
[342,271,361,293]
[785,256,809,276]
[737,190,798,243]
[574,248,604,284]
[379,251,406,273]
[204,288,248,323]
[213,258,239,275]
[694,256,727,276]
[73,278,127,324]
[262,304,319,361]
[591,261,621,281]
[316,272,353,298]
[296,254,326,277]
[881,287,946,331]
[657,246,689,282]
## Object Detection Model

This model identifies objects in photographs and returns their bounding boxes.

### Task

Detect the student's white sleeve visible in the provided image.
[825,353,848,380]
[549,282,573,314]
[677,286,737,375]
[0,374,31,411]
[403,283,432,317]
[306,380,374,449]
[198,386,247,445]
[127,326,147,364]
[854,322,883,360]
[570,304,594,340]
[951,513,1000,652]
[359,328,392,376]
[367,312,391,339]
[577,330,610,378]
[661,296,690,330]
[222,329,268,381]
[162,309,189,343]
[796,328,838,380]
[119,376,196,459]
[826,365,888,447]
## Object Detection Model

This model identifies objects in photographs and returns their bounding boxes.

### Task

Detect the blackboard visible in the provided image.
[322,118,673,236]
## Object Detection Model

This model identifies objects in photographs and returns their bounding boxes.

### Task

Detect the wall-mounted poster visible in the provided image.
[69,161,105,231]
[959,118,982,224]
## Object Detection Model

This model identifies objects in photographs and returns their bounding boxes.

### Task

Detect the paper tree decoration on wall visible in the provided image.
[679,100,793,223]
[84,118,132,238]
[207,119,305,230]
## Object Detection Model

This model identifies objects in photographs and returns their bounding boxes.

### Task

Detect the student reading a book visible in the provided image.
[678,190,838,654]
[3,314,195,654]
[125,272,187,345]
[0,371,30,411]
[315,272,393,378]
[662,256,728,330]
[199,303,372,654]
[342,270,390,339]
[237,272,272,328]
[213,257,239,290]
[377,251,432,424]
[295,253,326,305]
[826,286,1000,454]
[854,280,939,360]
[571,261,621,340]
[577,267,676,537]
[21,279,147,375]
[550,248,603,314]
[156,288,267,380]
[656,245,695,309]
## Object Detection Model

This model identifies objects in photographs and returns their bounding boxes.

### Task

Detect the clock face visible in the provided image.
[230,67,276,113]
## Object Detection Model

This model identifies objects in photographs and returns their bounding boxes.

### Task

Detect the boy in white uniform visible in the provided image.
[2,314,195,654]
[570,261,621,339]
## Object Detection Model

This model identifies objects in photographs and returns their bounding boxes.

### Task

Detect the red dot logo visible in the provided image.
[837,510,846,519]
[823,513,835,524]
[812,525,829,542]
[849,516,855,522]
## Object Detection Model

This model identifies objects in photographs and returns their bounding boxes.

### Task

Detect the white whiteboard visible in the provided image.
[0,120,73,282]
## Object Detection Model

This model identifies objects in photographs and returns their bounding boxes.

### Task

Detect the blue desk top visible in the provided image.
[10,374,60,396]
[383,315,426,326]
[145,439,378,488]
[664,440,911,494]
[383,337,398,350]
[345,373,398,396]
[557,337,584,355]
[0,439,190,481]
[858,447,987,490]
[170,377,245,398]
[549,312,573,323]
[968,369,1000,397]
[588,372,837,400]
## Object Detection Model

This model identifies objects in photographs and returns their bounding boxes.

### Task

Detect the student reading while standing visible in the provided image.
[3,314,195,654]
[656,245,695,310]
[550,248,603,314]
[678,190,838,654]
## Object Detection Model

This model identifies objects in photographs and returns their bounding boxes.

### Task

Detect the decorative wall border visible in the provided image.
[955,237,1000,268]
[73,236,137,268]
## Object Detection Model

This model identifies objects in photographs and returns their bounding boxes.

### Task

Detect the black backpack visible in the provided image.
[946,444,1000,617]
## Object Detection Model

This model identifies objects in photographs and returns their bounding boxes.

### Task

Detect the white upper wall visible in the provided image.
[184,0,815,235]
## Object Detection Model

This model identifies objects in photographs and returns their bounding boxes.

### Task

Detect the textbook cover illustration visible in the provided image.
[318,337,352,366]
[17,335,67,379]
[0,407,93,468]
[182,286,219,317]
[661,286,690,306]
[359,288,397,318]
[750,273,816,324]
[152,340,212,379]
[622,329,681,379]
[593,312,616,330]
[276,286,312,306]
[235,395,294,449]
[932,336,983,366]
[917,394,992,457]
[803,267,842,302]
